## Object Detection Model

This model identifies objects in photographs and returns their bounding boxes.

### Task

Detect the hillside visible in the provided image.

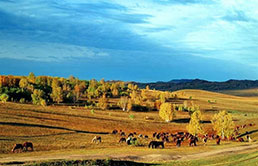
[136,79,258,92]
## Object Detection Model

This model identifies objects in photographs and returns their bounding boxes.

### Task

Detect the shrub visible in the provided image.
[0,93,9,103]
[129,114,135,120]
[19,98,25,104]
[91,109,95,114]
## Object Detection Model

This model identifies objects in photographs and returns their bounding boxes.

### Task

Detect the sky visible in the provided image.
[0,0,258,82]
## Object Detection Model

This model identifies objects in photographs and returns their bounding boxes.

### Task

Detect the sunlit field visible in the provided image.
[0,89,257,165]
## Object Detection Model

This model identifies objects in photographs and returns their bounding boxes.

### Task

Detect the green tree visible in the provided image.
[159,103,176,122]
[187,109,204,136]
[212,110,235,139]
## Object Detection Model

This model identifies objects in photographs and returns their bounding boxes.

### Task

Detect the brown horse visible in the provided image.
[23,142,33,151]
[11,144,23,153]
[119,137,126,143]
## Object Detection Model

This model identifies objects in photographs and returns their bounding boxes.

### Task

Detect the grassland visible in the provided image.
[0,89,258,165]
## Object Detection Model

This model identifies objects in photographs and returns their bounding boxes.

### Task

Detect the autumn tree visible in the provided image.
[159,103,176,122]
[28,72,36,84]
[212,110,235,139]
[31,89,45,105]
[19,78,29,91]
[118,96,129,111]
[0,93,9,103]
[111,82,119,97]
[98,94,108,110]
[50,78,63,104]
[187,109,204,136]
[51,87,63,104]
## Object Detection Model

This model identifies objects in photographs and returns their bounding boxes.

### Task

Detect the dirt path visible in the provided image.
[1,143,258,165]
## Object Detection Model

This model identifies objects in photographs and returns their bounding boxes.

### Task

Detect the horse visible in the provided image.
[119,137,126,143]
[216,136,221,145]
[148,141,164,149]
[92,136,101,143]
[176,138,182,147]
[112,129,118,134]
[238,137,244,142]
[120,132,126,137]
[11,144,23,153]
[189,136,198,146]
[23,142,33,151]
[128,133,134,137]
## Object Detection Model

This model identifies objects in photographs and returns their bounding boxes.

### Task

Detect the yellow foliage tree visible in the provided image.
[187,109,204,136]
[211,110,235,139]
[159,103,176,122]
[98,94,108,110]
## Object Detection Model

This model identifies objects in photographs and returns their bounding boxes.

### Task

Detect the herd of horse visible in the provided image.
[11,123,255,153]
[11,142,33,153]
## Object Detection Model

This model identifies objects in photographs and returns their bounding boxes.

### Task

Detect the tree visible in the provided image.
[212,110,235,139]
[187,109,204,136]
[31,89,44,105]
[98,94,108,110]
[28,72,36,84]
[118,96,129,111]
[51,87,63,104]
[111,83,119,97]
[0,93,9,103]
[159,103,176,122]
[19,78,28,91]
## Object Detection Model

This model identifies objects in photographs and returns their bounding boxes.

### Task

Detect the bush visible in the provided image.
[19,98,25,103]
[0,93,9,103]
[129,114,135,120]
[91,109,95,114]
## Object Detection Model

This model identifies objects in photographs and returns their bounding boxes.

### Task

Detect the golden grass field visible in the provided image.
[0,89,258,165]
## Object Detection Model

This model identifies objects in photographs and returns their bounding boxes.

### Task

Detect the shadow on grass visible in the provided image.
[22,159,159,166]
[237,129,258,138]
[0,122,109,135]
[173,118,211,124]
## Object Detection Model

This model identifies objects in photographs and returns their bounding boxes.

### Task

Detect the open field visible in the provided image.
[219,88,258,97]
[0,89,258,165]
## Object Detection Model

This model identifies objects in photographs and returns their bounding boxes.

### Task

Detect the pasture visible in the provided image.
[0,89,258,165]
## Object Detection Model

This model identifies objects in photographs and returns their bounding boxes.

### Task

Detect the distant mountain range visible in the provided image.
[136,79,258,91]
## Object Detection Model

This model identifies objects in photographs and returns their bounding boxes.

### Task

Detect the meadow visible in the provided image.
[0,89,258,165]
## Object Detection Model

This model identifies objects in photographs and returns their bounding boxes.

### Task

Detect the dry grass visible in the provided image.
[0,89,258,164]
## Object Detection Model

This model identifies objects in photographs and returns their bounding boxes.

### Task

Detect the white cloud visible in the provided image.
[0,40,109,62]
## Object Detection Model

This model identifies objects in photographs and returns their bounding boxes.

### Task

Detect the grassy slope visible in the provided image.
[0,89,258,165]
[219,88,258,97]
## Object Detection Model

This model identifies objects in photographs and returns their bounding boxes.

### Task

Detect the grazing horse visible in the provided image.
[112,129,118,134]
[119,137,126,143]
[23,142,33,151]
[92,136,102,143]
[128,133,134,137]
[238,137,244,142]
[148,141,164,149]
[11,144,23,153]
[189,136,198,146]
[216,136,221,145]
[176,138,182,147]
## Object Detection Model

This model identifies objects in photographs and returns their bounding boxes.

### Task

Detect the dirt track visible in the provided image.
[0,143,258,165]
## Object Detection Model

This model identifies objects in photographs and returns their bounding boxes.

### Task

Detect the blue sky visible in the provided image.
[0,0,257,82]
